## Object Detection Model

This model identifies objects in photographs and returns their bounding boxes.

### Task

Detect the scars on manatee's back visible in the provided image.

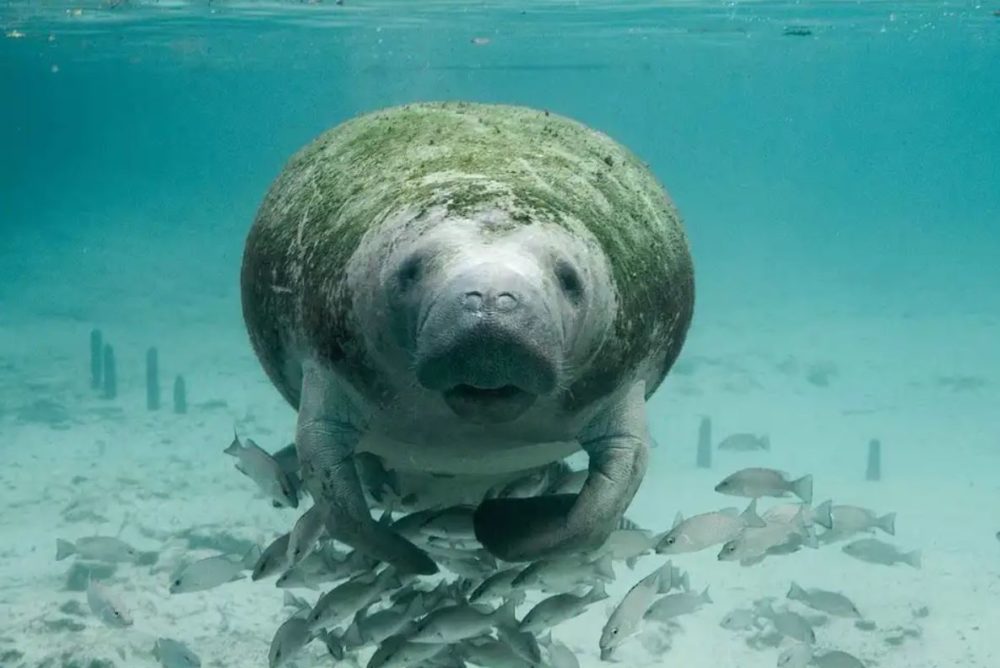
[240,101,695,574]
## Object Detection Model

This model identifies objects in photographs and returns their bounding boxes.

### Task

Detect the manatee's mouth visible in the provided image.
[442,384,537,424]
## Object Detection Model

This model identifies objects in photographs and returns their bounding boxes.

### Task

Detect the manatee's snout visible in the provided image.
[415,264,561,424]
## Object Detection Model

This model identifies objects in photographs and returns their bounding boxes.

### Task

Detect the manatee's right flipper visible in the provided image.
[295,361,437,575]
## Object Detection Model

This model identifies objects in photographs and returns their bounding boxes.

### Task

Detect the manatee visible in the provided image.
[241,101,695,574]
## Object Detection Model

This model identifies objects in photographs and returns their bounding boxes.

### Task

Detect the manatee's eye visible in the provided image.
[554,259,583,302]
[396,253,424,290]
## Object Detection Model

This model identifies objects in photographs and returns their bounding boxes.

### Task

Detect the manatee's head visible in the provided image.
[373,210,613,424]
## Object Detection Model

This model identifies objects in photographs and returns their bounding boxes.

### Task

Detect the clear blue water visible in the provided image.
[1,2,998,667]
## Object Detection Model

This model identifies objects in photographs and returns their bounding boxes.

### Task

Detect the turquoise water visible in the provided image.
[2,2,999,667]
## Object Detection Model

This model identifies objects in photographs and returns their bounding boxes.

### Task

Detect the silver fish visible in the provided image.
[460,638,534,668]
[715,468,813,503]
[543,635,581,668]
[287,504,326,566]
[417,505,477,540]
[153,638,201,668]
[497,625,542,664]
[763,500,834,530]
[759,603,815,643]
[368,633,447,668]
[308,568,401,630]
[346,594,425,647]
[170,545,260,594]
[777,643,813,668]
[589,528,660,565]
[812,650,866,667]
[469,567,525,603]
[719,608,758,631]
[408,599,517,644]
[718,508,813,562]
[512,554,615,592]
[56,536,139,563]
[787,582,861,618]
[643,587,712,623]
[658,500,766,554]
[269,615,313,668]
[718,433,770,451]
[842,538,920,568]
[87,579,133,628]
[520,583,606,633]
[224,433,298,508]
[821,506,896,543]
[600,564,666,659]
[282,590,313,616]
[252,533,291,581]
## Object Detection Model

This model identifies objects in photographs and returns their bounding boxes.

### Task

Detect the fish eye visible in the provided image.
[172,579,182,587]
[666,536,676,545]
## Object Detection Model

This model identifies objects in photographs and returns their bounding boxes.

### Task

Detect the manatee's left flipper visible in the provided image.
[296,361,438,575]
[474,381,650,562]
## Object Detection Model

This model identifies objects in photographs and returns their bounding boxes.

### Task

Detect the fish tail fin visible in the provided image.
[907,550,921,569]
[494,598,519,629]
[56,539,75,561]
[596,555,615,581]
[241,544,263,569]
[625,556,639,570]
[343,620,364,648]
[787,582,807,601]
[679,570,691,592]
[589,581,608,601]
[812,500,834,530]
[742,499,767,528]
[792,474,813,504]
[802,525,820,549]
[224,429,242,455]
[878,512,897,536]
[701,587,713,604]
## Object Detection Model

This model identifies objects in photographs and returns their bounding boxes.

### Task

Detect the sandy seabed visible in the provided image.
[1,282,997,668]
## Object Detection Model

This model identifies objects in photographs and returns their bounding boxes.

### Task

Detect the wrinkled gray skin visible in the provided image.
[241,102,694,574]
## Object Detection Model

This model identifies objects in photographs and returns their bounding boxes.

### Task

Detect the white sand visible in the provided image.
[1,274,998,667]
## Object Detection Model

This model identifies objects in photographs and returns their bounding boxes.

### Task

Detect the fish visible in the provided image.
[811,650,866,667]
[714,468,813,503]
[469,567,525,603]
[512,554,615,592]
[368,633,447,668]
[87,579,133,628]
[820,506,896,543]
[152,638,201,668]
[224,432,298,508]
[252,533,292,581]
[268,615,314,668]
[277,547,375,589]
[408,599,517,644]
[719,608,758,631]
[345,594,425,647]
[842,538,920,568]
[718,433,770,451]
[777,643,813,668]
[287,504,326,566]
[718,508,814,562]
[759,602,815,643]
[520,583,607,633]
[588,528,660,566]
[787,582,861,618]
[307,568,402,630]
[460,638,534,668]
[497,625,542,664]
[657,500,766,554]
[170,546,261,594]
[599,564,667,660]
[763,500,834,530]
[416,505,477,540]
[542,634,581,668]
[56,536,140,563]
[643,587,712,623]
[282,590,313,616]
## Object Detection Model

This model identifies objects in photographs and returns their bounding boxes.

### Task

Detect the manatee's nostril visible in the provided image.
[496,292,518,311]
[463,291,484,310]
